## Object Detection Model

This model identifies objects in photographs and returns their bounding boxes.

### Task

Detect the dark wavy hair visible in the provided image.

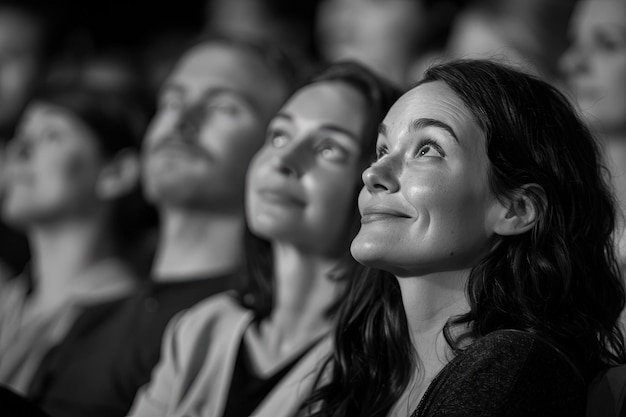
[304,59,626,417]
[238,61,401,319]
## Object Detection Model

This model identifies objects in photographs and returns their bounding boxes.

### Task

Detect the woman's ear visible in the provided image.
[493,184,545,236]
[96,149,140,200]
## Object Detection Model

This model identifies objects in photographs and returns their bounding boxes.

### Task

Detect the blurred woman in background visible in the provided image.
[561,3,626,414]
[315,0,463,87]
[445,0,575,83]
[0,81,153,397]
[560,0,626,267]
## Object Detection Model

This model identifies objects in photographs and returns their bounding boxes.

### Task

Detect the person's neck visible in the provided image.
[397,269,470,378]
[260,243,344,355]
[28,217,117,309]
[387,270,470,417]
[152,207,245,281]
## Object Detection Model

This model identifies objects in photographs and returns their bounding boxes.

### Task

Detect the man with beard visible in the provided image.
[26,36,297,417]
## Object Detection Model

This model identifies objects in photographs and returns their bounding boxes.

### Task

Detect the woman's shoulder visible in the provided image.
[173,292,251,335]
[157,293,253,375]
[458,329,582,383]
[167,292,252,348]
[417,330,586,417]
[464,329,542,358]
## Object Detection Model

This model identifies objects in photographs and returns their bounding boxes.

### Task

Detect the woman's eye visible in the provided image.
[418,145,435,157]
[268,131,290,148]
[415,138,445,158]
[375,146,388,160]
[319,144,348,162]
[317,139,349,162]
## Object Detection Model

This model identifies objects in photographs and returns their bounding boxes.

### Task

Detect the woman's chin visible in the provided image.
[350,235,383,267]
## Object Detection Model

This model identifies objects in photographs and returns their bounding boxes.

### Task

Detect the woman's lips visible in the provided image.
[360,206,411,224]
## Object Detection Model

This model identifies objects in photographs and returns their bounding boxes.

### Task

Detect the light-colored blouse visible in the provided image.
[128,294,332,417]
[0,259,137,394]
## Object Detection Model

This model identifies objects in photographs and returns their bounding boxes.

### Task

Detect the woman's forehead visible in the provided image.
[382,82,474,135]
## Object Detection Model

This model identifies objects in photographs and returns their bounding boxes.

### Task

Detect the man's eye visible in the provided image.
[207,103,239,116]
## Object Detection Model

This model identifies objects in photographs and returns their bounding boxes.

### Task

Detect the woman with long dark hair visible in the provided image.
[128,61,400,417]
[304,59,626,417]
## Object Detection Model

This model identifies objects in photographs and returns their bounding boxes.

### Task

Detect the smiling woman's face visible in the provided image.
[351,81,501,277]
[246,81,366,257]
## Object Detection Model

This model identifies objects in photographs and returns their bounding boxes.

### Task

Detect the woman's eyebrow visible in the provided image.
[274,113,360,145]
[409,118,459,143]
[273,112,293,121]
[318,124,360,145]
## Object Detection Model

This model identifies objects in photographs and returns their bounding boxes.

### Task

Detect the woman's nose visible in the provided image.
[362,156,400,194]
[272,140,310,178]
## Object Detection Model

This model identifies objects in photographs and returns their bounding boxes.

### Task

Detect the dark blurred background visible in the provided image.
[0,0,578,276]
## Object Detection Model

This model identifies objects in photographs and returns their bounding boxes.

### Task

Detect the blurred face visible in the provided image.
[246,81,367,256]
[560,0,626,132]
[208,0,272,40]
[0,9,41,133]
[316,0,421,65]
[351,82,500,277]
[142,43,286,211]
[2,103,105,226]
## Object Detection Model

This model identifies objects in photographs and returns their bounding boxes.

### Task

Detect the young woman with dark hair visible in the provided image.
[240,61,399,320]
[127,61,400,417]
[0,82,153,395]
[304,59,626,417]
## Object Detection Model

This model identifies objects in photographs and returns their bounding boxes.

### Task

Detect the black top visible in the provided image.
[0,386,50,417]
[411,330,586,417]
[27,274,237,417]
[222,335,322,417]
[0,220,29,274]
